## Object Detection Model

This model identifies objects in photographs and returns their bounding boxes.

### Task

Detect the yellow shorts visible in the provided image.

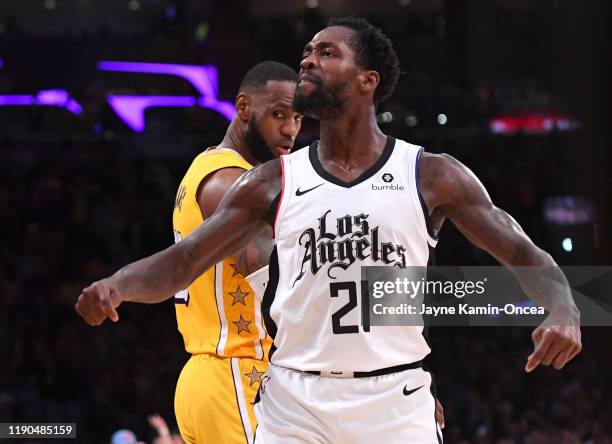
[175,354,268,444]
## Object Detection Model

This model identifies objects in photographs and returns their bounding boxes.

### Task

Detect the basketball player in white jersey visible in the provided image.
[76,17,581,443]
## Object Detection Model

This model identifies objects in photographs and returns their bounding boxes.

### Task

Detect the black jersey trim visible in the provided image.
[268,192,281,227]
[427,244,436,267]
[261,246,279,362]
[308,136,396,188]
[415,148,440,242]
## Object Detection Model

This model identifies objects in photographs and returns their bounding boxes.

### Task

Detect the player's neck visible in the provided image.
[318,105,385,163]
[220,119,259,166]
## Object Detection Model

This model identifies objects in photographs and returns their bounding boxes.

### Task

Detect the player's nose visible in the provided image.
[300,54,317,71]
[281,120,299,139]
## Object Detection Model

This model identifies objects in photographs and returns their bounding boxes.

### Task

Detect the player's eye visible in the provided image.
[295,115,304,122]
[323,50,334,57]
[273,111,284,119]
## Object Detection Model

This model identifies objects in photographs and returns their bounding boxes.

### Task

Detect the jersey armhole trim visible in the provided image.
[268,193,281,230]
[415,148,439,247]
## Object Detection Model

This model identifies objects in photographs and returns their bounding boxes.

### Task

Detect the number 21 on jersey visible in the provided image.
[330,281,371,334]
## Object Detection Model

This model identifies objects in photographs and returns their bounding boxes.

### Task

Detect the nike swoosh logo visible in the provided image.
[403,385,424,397]
[295,183,324,196]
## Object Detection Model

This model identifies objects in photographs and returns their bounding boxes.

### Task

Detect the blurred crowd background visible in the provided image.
[1,0,610,443]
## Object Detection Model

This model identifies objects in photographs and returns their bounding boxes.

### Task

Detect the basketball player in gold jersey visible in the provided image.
[77,61,303,444]
[169,61,304,444]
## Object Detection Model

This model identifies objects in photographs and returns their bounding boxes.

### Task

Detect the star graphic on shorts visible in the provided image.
[243,366,264,386]
[229,263,242,277]
[229,285,249,306]
[233,315,251,334]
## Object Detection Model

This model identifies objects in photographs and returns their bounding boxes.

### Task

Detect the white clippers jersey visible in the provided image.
[263,137,438,373]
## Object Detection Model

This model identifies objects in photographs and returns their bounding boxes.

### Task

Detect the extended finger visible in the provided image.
[526,328,555,372]
[100,292,119,322]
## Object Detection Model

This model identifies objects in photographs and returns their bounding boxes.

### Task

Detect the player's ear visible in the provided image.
[236,93,253,122]
[359,70,380,95]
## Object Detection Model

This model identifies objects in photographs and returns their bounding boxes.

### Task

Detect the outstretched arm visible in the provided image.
[420,152,581,372]
[75,159,281,325]
[197,167,275,277]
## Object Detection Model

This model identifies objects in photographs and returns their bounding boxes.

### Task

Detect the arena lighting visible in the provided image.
[490,115,580,134]
[0,89,82,114]
[108,96,196,132]
[544,196,594,226]
[127,0,141,11]
[405,114,418,127]
[98,61,235,131]
[0,61,234,131]
[98,61,221,98]
[379,111,393,123]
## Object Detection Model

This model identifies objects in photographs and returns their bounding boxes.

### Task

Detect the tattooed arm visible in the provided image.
[198,168,274,277]
[235,227,275,276]
[75,160,281,325]
[419,152,581,372]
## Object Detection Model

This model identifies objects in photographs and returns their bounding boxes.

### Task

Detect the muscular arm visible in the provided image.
[75,159,281,324]
[197,168,275,277]
[420,152,581,371]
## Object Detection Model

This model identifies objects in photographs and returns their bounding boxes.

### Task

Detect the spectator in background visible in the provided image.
[148,414,184,444]
[110,428,143,444]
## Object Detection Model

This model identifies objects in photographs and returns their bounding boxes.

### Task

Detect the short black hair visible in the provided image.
[239,61,298,91]
[328,16,400,106]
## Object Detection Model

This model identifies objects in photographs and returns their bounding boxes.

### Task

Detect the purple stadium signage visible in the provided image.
[0,61,234,132]
[97,61,235,131]
[0,89,83,114]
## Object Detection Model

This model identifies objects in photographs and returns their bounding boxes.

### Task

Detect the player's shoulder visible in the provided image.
[192,147,252,170]
[419,151,465,178]
[419,151,478,202]
[226,158,282,211]
[245,157,282,182]
[180,147,251,187]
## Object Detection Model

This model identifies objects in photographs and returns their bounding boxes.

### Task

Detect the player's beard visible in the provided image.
[293,81,349,120]
[244,114,275,164]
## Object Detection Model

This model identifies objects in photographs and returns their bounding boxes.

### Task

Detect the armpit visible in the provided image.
[234,227,275,276]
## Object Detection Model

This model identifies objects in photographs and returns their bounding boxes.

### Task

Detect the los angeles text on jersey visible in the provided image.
[292,209,407,286]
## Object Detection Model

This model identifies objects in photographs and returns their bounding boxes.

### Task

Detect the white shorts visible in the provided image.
[254,364,443,444]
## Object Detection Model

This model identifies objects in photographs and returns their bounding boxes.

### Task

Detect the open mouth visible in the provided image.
[298,74,319,85]
[276,144,292,154]
[299,80,320,87]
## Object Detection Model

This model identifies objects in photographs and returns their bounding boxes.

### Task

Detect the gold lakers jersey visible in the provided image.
[172,148,271,359]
